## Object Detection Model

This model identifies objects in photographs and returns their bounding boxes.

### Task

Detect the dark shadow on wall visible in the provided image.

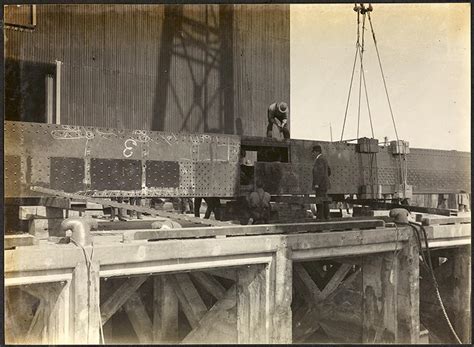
[152,5,184,131]
[5,59,55,123]
[152,4,235,135]
[219,5,234,135]
[235,118,243,136]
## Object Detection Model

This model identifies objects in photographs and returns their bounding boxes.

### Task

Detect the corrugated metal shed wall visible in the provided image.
[4,4,290,136]
[233,4,290,136]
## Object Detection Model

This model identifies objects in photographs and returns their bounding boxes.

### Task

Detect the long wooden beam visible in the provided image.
[350,199,455,216]
[190,272,227,300]
[182,285,237,343]
[6,224,470,277]
[293,263,323,304]
[100,276,148,325]
[170,273,208,329]
[30,185,229,227]
[123,292,153,343]
[122,219,386,241]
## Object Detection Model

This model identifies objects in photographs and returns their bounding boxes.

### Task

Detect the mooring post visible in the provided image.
[452,245,471,343]
[72,259,100,344]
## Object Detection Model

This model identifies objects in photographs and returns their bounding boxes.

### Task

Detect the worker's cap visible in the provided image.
[277,102,288,113]
[312,144,322,153]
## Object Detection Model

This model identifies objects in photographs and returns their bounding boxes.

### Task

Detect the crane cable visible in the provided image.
[367,10,407,187]
[367,11,399,142]
[340,10,361,142]
[358,14,375,139]
[340,4,407,189]
[341,3,376,142]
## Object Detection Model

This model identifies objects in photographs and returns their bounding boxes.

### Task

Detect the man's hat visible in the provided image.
[277,102,288,113]
[312,144,322,153]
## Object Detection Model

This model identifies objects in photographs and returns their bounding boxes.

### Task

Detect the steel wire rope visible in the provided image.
[356,12,368,139]
[367,11,407,188]
[367,11,399,142]
[340,7,361,142]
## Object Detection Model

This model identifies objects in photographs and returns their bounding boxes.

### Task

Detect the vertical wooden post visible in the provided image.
[153,275,178,343]
[237,264,268,344]
[362,251,397,343]
[396,234,420,344]
[46,281,70,344]
[72,260,100,344]
[272,243,293,343]
[452,245,471,343]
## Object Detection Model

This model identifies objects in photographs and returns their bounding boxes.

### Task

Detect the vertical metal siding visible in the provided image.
[4,4,290,137]
[233,4,290,137]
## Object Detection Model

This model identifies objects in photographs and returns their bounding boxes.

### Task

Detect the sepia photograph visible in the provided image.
[3,2,471,344]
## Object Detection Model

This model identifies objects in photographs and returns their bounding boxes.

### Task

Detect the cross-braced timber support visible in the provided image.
[4,218,471,344]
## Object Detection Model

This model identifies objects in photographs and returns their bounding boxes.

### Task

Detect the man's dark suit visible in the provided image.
[312,154,331,220]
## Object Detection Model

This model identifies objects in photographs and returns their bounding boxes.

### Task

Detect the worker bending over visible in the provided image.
[247,180,271,224]
[267,101,290,139]
[312,145,331,220]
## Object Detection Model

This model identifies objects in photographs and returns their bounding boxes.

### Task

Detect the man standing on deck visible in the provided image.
[312,144,331,220]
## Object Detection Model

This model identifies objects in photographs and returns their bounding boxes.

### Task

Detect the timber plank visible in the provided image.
[321,263,352,298]
[123,219,386,241]
[5,197,71,209]
[153,275,178,343]
[292,305,321,342]
[4,293,23,344]
[237,265,267,344]
[100,276,148,325]
[421,216,471,226]
[30,185,228,227]
[203,268,237,281]
[170,273,208,329]
[26,300,46,343]
[293,263,323,304]
[190,271,226,300]
[182,285,237,343]
[123,292,153,344]
[272,244,293,343]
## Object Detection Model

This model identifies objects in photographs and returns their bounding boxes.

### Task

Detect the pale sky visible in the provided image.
[290,3,470,152]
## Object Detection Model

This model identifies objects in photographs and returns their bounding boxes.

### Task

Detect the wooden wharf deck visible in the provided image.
[4,216,471,344]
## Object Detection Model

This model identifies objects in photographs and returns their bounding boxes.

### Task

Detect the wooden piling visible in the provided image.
[72,260,100,344]
[452,245,471,343]
[362,251,397,343]
[396,234,420,343]
[237,264,268,343]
